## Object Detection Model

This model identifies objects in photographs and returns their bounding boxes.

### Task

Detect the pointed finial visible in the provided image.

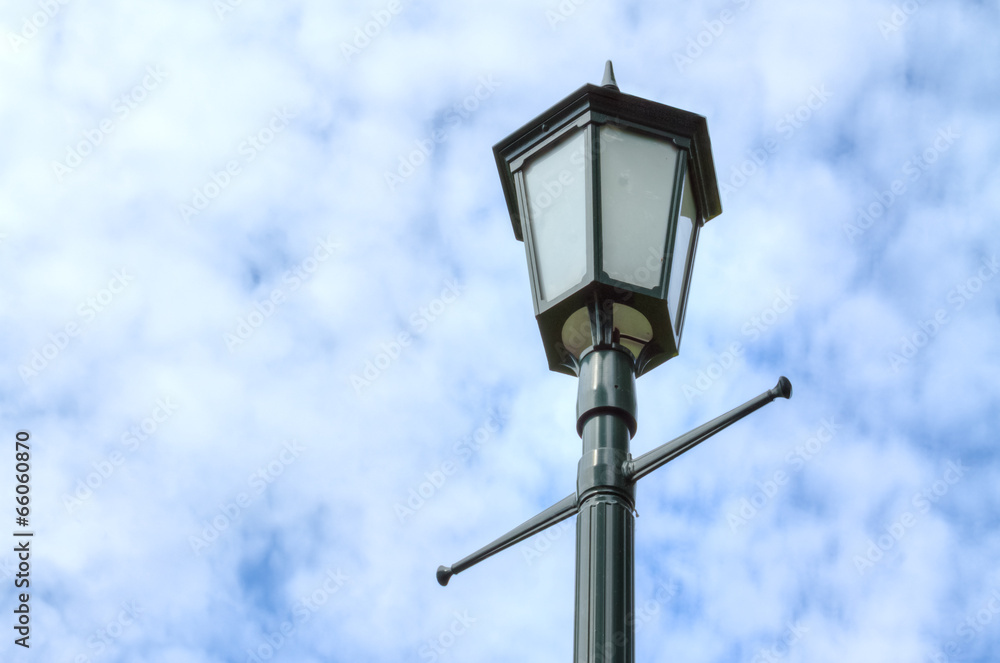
[601,60,619,92]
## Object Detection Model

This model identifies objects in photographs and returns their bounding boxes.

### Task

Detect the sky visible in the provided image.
[0,0,998,661]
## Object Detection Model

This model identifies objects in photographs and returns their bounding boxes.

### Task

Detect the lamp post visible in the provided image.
[437,62,792,663]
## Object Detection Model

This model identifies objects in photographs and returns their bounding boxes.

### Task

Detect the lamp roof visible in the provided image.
[493,63,722,241]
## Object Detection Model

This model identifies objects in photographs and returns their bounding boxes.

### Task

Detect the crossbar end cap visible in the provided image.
[775,376,792,399]
[436,565,453,587]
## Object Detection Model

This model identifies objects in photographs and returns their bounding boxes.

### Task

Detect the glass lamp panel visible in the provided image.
[600,125,680,290]
[523,129,588,302]
[667,168,697,326]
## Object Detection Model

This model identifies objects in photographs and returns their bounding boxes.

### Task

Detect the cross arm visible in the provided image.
[624,376,792,482]
[437,492,578,586]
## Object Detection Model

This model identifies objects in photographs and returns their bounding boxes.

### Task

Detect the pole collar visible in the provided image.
[576,346,637,437]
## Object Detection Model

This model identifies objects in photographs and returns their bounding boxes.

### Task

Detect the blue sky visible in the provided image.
[1,1,998,661]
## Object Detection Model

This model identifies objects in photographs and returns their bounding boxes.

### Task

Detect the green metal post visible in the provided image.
[574,346,637,663]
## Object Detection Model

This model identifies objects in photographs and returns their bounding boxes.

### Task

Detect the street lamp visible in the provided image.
[493,60,721,377]
[437,62,792,663]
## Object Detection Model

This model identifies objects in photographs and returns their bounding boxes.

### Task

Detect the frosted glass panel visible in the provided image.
[523,130,587,301]
[600,125,679,289]
[667,169,696,326]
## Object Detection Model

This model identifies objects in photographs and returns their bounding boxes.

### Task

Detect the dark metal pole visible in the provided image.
[573,346,637,663]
